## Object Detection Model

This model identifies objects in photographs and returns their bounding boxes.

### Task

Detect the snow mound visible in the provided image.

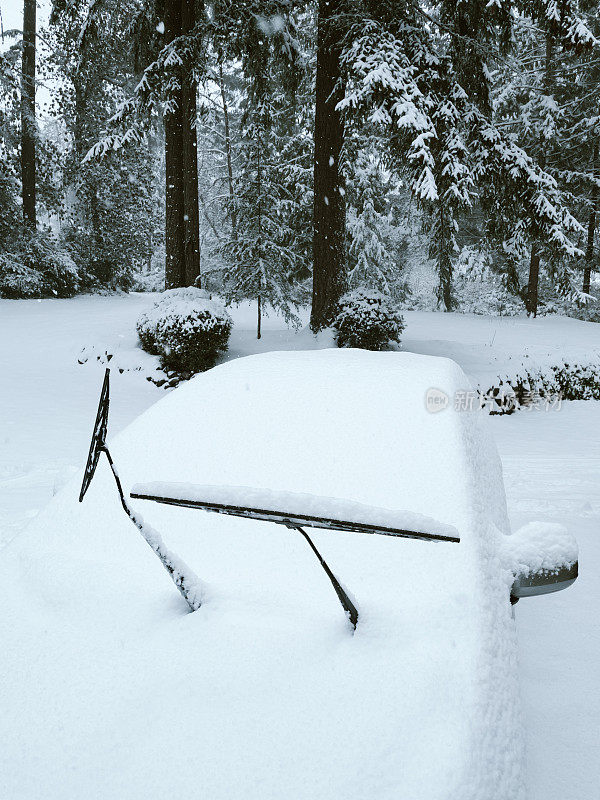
[502,522,578,575]
[137,288,231,340]
[0,349,524,800]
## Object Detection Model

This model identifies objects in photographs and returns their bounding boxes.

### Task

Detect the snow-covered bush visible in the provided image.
[454,247,523,316]
[137,288,232,373]
[480,360,600,414]
[552,362,600,401]
[333,289,405,350]
[155,305,232,373]
[537,291,600,323]
[136,308,161,355]
[38,243,81,298]
[131,246,166,292]
[137,288,213,354]
[0,253,45,298]
[0,235,81,298]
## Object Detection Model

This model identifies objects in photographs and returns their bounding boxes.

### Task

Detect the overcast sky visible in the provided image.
[1,0,23,34]
[1,1,53,116]
[1,0,50,38]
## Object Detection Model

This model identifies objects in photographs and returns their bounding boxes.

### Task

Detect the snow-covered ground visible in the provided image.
[404,310,600,393]
[0,294,159,549]
[491,405,600,800]
[1,294,599,798]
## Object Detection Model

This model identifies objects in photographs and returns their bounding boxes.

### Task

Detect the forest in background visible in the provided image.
[2,0,600,330]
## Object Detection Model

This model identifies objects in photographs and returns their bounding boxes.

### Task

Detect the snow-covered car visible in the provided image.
[0,350,577,800]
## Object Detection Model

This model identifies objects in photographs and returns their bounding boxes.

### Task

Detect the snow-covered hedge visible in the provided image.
[0,254,44,298]
[333,288,405,350]
[0,237,81,299]
[137,288,232,373]
[480,360,600,413]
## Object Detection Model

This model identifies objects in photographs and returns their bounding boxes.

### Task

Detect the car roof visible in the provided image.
[117,348,509,538]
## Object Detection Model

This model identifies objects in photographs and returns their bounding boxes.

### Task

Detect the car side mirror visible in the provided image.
[510,560,578,600]
[502,522,578,603]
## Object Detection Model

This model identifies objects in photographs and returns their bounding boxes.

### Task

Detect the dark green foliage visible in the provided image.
[156,308,233,373]
[221,112,307,331]
[333,288,405,350]
[59,150,161,289]
[0,254,44,298]
[137,290,233,373]
[216,27,313,334]
[46,0,164,290]
[136,310,161,355]
[0,43,21,243]
[554,363,600,401]
[341,0,594,311]
[345,141,407,300]
[0,234,81,298]
[481,361,600,414]
[1,0,596,317]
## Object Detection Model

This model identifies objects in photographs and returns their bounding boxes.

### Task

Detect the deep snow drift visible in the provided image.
[0,294,159,548]
[0,349,522,800]
[1,295,598,799]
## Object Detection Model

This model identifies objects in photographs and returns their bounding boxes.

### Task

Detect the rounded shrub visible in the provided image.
[333,288,405,350]
[136,309,161,355]
[137,289,232,374]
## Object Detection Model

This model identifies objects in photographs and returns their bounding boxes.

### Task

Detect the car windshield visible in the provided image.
[124,349,508,539]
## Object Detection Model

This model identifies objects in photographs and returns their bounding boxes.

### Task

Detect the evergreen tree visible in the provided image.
[87,1,302,291]
[487,2,600,310]
[340,0,592,310]
[21,0,36,228]
[311,0,348,330]
[345,143,405,298]
[163,0,200,288]
[221,54,310,337]
[49,0,164,287]
[0,38,22,244]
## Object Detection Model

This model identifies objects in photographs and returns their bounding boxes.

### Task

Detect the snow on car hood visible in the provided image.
[0,349,524,800]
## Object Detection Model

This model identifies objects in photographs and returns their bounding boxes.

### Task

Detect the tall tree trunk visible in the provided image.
[164,0,185,288]
[73,80,86,161]
[257,139,262,340]
[310,0,346,331]
[583,141,598,295]
[219,63,237,240]
[257,294,262,340]
[526,243,540,316]
[526,32,554,316]
[21,0,36,228]
[164,0,200,288]
[181,0,200,286]
[437,207,454,311]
